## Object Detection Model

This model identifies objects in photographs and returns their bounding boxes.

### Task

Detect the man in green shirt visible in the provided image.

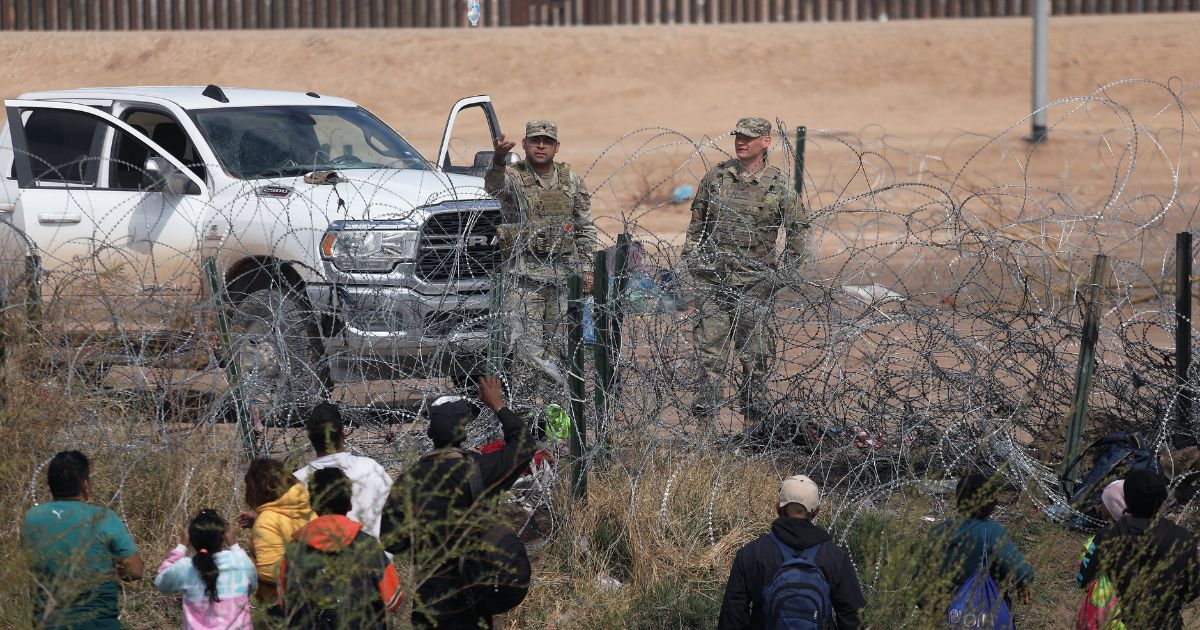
[19,450,144,629]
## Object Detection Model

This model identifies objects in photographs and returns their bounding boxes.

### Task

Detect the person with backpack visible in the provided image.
[1077,468,1200,630]
[923,473,1034,629]
[717,474,866,629]
[279,467,403,629]
[154,509,257,629]
[381,375,537,630]
[1076,480,1126,629]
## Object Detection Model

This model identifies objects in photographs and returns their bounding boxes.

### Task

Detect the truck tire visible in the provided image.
[230,287,328,426]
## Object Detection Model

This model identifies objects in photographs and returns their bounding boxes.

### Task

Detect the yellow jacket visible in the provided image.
[250,482,315,603]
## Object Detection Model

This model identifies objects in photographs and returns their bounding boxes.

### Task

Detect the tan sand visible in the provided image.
[1,17,1196,241]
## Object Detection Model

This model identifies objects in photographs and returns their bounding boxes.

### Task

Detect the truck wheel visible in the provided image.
[230,288,328,426]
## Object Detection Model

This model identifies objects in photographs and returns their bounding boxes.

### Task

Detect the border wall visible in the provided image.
[1,0,1198,30]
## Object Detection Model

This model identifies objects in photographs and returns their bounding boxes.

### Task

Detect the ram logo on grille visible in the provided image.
[417,208,503,282]
[466,235,499,248]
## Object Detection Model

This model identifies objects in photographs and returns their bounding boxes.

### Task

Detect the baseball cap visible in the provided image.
[778,474,820,512]
[733,117,771,138]
[525,119,559,141]
[426,395,476,446]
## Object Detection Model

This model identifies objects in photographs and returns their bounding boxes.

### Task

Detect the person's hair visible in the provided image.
[306,402,344,455]
[780,502,812,519]
[310,468,352,516]
[955,473,999,520]
[47,450,89,499]
[188,509,228,603]
[244,458,291,510]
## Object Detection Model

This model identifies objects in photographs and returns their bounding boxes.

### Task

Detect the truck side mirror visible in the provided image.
[471,151,518,168]
[143,156,196,195]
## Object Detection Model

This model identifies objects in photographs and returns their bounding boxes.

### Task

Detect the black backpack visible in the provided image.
[1061,432,1159,532]
[422,448,532,616]
[282,531,390,629]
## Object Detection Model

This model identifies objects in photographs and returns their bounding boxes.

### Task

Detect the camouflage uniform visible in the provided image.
[484,120,596,394]
[683,117,808,426]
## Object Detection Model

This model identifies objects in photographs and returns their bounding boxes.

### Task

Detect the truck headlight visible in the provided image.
[321,220,419,273]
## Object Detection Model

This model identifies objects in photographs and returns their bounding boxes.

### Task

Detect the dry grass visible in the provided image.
[1,313,1196,629]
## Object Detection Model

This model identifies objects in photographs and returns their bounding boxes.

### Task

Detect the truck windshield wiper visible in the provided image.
[250,165,312,179]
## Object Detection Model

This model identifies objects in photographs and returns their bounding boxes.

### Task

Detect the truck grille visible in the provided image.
[416,207,502,282]
[423,309,490,337]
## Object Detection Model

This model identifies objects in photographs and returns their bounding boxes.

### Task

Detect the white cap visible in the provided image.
[778,475,820,513]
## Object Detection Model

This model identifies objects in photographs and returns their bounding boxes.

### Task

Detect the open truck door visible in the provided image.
[4,99,208,334]
[436,95,509,178]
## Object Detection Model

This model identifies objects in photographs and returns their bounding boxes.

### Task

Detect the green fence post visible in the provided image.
[1061,253,1108,498]
[612,233,631,360]
[566,274,588,500]
[23,254,41,325]
[592,251,611,450]
[203,256,255,458]
[488,269,506,377]
[1174,232,1193,445]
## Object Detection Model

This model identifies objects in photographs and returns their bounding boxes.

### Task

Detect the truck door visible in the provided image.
[435,95,503,178]
[4,100,208,337]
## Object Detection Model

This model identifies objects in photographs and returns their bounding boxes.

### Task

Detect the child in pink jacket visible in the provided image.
[155,509,257,629]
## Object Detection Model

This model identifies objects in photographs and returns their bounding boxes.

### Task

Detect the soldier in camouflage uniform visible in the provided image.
[484,120,596,398]
[683,117,809,429]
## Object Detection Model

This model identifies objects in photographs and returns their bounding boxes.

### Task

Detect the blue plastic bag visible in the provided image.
[582,296,596,345]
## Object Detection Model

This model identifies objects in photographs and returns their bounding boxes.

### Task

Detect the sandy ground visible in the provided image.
[2,15,1198,241]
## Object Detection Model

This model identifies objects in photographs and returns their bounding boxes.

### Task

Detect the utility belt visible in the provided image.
[498,221,579,257]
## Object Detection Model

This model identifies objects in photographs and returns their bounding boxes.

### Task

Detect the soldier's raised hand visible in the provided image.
[493,134,517,165]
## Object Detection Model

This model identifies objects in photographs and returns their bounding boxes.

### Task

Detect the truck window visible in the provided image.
[191,105,427,179]
[109,110,206,189]
[120,110,207,182]
[18,109,104,186]
[440,104,496,177]
[108,126,165,191]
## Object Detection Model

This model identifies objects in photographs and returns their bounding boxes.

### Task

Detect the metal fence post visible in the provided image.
[203,256,255,457]
[1061,253,1108,497]
[612,233,632,360]
[566,274,589,500]
[592,250,611,450]
[1175,232,1194,445]
[488,269,506,376]
[23,254,42,325]
[795,126,807,197]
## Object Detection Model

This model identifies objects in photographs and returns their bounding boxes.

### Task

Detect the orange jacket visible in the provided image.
[279,514,403,622]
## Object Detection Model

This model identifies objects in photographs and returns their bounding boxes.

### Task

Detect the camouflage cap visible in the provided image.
[525,119,559,141]
[732,117,771,138]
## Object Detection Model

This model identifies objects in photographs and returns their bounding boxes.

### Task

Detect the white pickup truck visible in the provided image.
[0,85,509,420]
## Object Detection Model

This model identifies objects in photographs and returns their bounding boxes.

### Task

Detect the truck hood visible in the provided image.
[255,168,491,221]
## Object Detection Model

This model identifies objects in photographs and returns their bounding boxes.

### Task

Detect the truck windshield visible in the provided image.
[190,105,428,179]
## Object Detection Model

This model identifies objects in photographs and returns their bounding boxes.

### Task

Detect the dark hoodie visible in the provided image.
[381,405,535,630]
[279,514,403,629]
[718,517,865,630]
[1077,515,1200,630]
